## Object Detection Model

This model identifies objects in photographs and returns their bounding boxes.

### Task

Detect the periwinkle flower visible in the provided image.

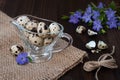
[92,10,100,20]
[81,5,93,23]
[86,5,92,14]
[69,11,82,24]
[93,19,103,31]
[74,11,82,19]
[105,8,116,20]
[82,13,92,23]
[106,17,117,29]
[98,2,104,9]
[16,52,29,65]
[67,2,119,33]
[69,15,79,24]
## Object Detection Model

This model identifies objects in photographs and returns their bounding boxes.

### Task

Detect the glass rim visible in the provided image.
[11,14,64,35]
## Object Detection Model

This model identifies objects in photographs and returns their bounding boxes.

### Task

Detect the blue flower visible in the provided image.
[93,19,103,31]
[92,10,100,20]
[86,5,92,14]
[66,2,120,33]
[69,11,82,24]
[106,18,117,29]
[105,8,116,20]
[74,11,82,19]
[97,2,104,9]
[81,5,93,23]
[82,13,92,23]
[16,52,29,65]
[69,15,79,24]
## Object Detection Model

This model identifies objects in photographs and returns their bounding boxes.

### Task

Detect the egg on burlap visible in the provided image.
[10,44,24,56]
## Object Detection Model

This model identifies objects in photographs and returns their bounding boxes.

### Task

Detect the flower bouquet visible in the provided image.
[61,1,120,34]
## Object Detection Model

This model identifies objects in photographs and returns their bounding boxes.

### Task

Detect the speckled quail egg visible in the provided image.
[25,20,38,31]
[16,16,30,27]
[10,44,24,56]
[76,25,86,34]
[23,31,32,38]
[97,41,108,50]
[49,22,61,37]
[43,37,53,46]
[37,22,49,38]
[28,34,43,46]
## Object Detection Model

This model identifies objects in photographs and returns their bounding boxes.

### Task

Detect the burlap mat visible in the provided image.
[0,11,87,80]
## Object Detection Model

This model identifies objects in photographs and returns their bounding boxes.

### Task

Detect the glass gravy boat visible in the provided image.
[11,15,73,63]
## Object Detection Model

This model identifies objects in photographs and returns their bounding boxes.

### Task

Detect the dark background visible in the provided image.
[0,0,120,80]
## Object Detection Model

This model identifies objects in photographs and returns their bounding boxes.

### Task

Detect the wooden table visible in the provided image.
[1,0,120,80]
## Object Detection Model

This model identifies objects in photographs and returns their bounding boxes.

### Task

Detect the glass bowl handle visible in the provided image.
[52,33,73,53]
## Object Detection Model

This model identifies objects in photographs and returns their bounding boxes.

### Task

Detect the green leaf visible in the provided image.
[99,12,107,24]
[99,16,104,21]
[100,29,106,34]
[100,8,106,13]
[61,15,69,20]
[118,16,120,20]
[118,26,120,30]
[88,21,93,26]
[104,25,109,29]
[27,56,33,63]
[91,2,97,9]
[99,13,105,22]
[77,9,82,12]
[69,12,74,15]
[109,1,116,10]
